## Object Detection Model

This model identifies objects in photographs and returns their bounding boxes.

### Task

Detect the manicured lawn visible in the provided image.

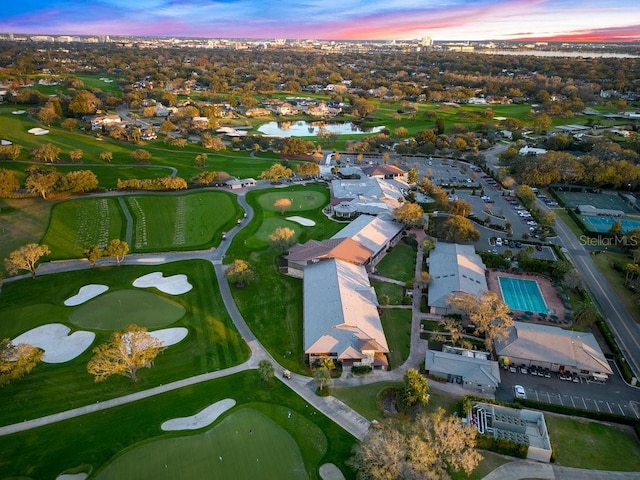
[545,413,640,471]
[224,184,343,373]
[0,260,249,426]
[0,370,357,480]
[371,280,405,304]
[96,408,308,480]
[126,191,240,252]
[69,290,186,330]
[0,197,54,276]
[257,190,328,212]
[379,308,412,369]
[333,381,401,421]
[41,197,124,259]
[374,241,417,283]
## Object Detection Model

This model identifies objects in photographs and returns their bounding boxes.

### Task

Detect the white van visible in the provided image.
[495,237,503,246]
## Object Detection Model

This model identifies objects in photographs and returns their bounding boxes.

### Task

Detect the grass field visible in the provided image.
[224,184,343,373]
[96,408,309,480]
[69,290,186,330]
[0,197,54,276]
[374,241,417,283]
[379,308,412,369]
[371,280,405,304]
[257,190,328,212]
[545,413,640,471]
[126,191,240,251]
[591,252,640,323]
[0,260,249,426]
[0,371,357,480]
[41,197,124,259]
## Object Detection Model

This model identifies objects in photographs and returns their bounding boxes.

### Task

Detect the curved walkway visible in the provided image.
[481,460,640,480]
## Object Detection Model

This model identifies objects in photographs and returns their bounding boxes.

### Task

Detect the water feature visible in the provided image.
[257,120,385,137]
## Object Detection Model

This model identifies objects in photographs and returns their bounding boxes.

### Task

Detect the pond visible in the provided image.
[257,120,386,137]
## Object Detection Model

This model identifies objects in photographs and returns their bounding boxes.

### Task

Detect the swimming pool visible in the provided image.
[498,277,549,313]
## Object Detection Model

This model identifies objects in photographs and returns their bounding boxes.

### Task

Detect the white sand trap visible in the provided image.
[133,272,192,295]
[148,327,188,347]
[161,398,236,431]
[287,216,316,226]
[12,110,26,114]
[28,127,50,135]
[13,324,95,363]
[64,284,109,306]
[319,463,346,480]
[56,474,88,480]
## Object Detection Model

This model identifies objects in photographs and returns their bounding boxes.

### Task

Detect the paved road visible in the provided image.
[482,460,640,480]
[553,211,640,379]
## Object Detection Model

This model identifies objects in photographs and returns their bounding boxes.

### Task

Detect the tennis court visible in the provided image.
[498,277,549,313]
[580,216,640,233]
[554,190,636,214]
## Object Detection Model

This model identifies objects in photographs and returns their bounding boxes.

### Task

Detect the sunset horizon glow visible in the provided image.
[1,1,639,43]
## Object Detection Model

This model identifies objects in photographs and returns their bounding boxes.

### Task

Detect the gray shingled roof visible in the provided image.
[425,349,501,387]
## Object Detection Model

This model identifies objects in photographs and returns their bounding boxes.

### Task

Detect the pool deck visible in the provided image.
[486,270,569,325]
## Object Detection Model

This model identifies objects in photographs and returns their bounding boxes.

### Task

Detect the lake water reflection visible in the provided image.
[257,121,386,137]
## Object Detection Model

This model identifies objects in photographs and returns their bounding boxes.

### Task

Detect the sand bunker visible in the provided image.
[286,216,316,226]
[161,398,236,431]
[132,272,192,295]
[13,324,95,363]
[64,284,109,306]
[28,127,50,135]
[148,327,188,347]
[320,464,346,480]
[12,110,26,114]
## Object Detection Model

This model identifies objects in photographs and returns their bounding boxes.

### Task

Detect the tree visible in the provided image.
[225,259,255,287]
[37,102,59,125]
[61,118,79,130]
[259,163,293,181]
[105,239,129,265]
[269,227,296,252]
[393,202,424,227]
[402,369,430,408]
[87,324,165,383]
[295,162,320,177]
[84,245,104,267]
[574,300,599,327]
[446,290,513,352]
[448,199,472,217]
[25,167,60,199]
[59,170,99,193]
[441,215,480,242]
[314,366,331,392]
[258,359,275,385]
[407,167,418,184]
[4,243,51,278]
[0,169,20,197]
[319,357,335,372]
[348,408,482,480]
[131,149,152,163]
[69,149,83,163]
[0,339,44,386]
[31,143,61,163]
[274,197,292,215]
[99,151,113,163]
[68,90,102,116]
[515,185,536,209]
[194,153,208,168]
[191,171,219,186]
[202,133,226,151]
[533,112,552,133]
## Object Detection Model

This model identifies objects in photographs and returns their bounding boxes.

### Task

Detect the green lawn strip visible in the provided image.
[371,280,405,304]
[545,413,640,471]
[224,185,344,373]
[0,197,54,276]
[374,241,417,283]
[379,308,412,369]
[591,252,640,323]
[41,197,123,259]
[555,209,585,238]
[0,260,249,426]
[0,370,356,480]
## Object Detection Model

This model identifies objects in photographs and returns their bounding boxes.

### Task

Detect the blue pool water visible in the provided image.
[498,277,549,313]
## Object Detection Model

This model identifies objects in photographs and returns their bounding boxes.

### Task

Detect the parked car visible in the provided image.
[544,368,551,378]
[495,237,503,246]
[520,365,528,374]
[514,385,526,399]
[509,365,517,373]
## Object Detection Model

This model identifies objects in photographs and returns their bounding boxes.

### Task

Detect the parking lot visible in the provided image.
[497,361,640,418]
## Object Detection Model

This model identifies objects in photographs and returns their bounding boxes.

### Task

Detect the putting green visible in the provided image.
[95,408,308,480]
[257,190,326,212]
[253,217,301,244]
[69,290,186,330]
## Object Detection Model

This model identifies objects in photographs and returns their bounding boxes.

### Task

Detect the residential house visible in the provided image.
[90,114,122,130]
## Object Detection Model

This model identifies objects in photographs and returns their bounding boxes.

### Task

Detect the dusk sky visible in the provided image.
[2,0,639,42]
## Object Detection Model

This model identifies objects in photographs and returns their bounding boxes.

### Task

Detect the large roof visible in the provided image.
[427,242,487,309]
[331,214,403,258]
[285,237,372,265]
[495,322,612,374]
[425,349,501,388]
[361,164,407,177]
[330,177,407,216]
[303,259,389,356]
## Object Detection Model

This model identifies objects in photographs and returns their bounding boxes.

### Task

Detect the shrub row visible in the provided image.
[475,434,528,458]
[595,318,634,383]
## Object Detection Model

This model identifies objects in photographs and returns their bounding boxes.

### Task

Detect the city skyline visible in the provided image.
[1,0,639,43]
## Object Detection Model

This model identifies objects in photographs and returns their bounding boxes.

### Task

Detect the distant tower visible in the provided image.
[421,36,433,48]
